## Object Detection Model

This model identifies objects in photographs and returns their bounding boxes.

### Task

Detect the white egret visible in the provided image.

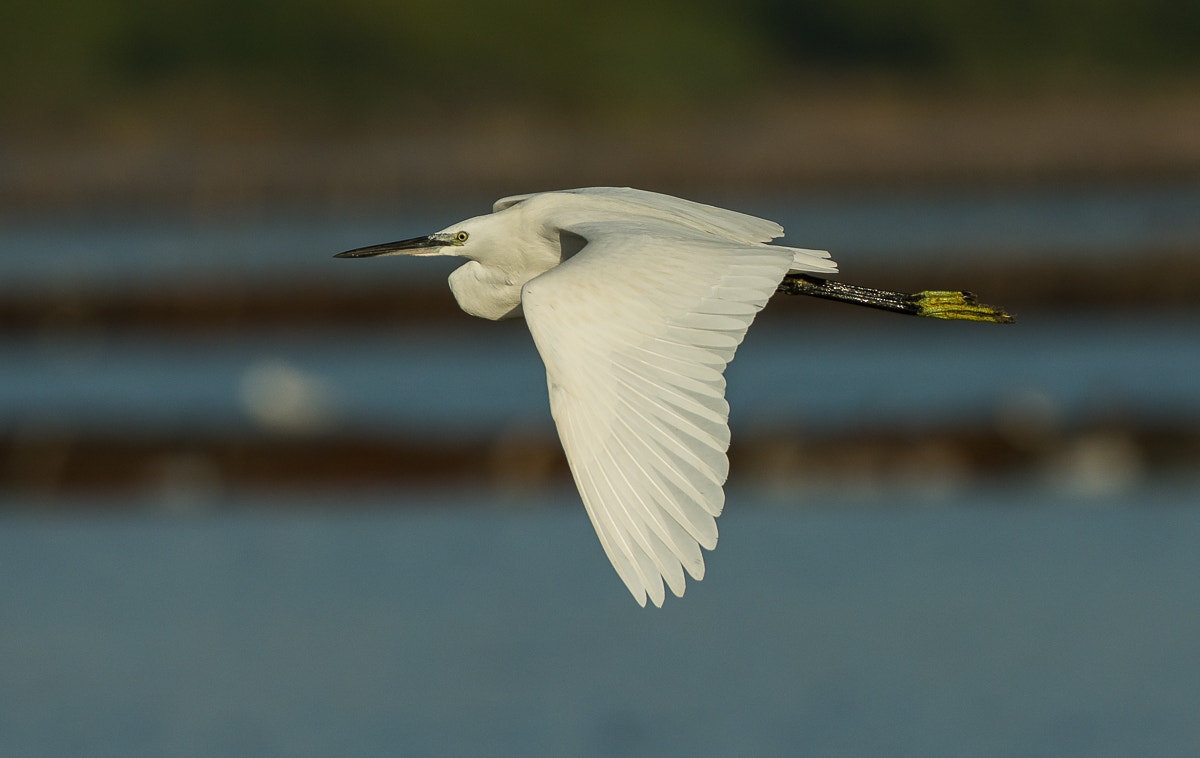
[336,187,1012,607]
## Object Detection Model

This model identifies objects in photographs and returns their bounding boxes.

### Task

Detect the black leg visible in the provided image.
[778,274,1015,323]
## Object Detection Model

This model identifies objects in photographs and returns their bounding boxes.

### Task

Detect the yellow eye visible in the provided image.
[454,231,469,243]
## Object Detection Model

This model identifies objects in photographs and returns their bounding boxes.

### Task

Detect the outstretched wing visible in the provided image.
[493,192,537,213]
[520,220,798,606]
[497,188,836,275]
[496,187,786,242]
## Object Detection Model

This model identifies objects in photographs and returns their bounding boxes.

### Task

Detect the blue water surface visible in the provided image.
[2,183,1197,292]
[3,312,1197,438]
[2,490,1199,758]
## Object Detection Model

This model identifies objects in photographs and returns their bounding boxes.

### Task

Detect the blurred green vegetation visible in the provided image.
[3,0,1199,128]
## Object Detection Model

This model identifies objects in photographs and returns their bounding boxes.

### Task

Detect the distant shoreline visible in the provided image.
[5,89,1200,215]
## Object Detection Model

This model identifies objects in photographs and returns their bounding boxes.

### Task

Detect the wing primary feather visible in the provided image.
[627,344,728,389]
[570,426,657,606]
[594,444,688,597]
[601,419,711,566]
[610,367,729,460]
[562,391,679,607]
[618,352,731,422]
[611,410,726,518]
[610,413,719,554]
[609,387,728,489]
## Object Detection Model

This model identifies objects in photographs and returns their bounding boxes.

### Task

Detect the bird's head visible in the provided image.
[334,226,474,259]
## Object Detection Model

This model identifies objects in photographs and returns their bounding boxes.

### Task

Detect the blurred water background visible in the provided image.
[3,1,1200,756]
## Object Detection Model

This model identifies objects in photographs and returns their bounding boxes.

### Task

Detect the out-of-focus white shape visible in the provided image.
[238,358,334,435]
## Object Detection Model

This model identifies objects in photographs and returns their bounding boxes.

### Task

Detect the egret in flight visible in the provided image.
[336,187,1012,607]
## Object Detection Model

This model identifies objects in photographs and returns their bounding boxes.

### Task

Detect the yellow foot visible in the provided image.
[908,291,1016,323]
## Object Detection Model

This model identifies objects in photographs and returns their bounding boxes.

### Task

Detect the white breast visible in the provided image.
[447,260,526,320]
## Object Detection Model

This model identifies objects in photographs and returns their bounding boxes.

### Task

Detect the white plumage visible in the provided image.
[337,187,838,606]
